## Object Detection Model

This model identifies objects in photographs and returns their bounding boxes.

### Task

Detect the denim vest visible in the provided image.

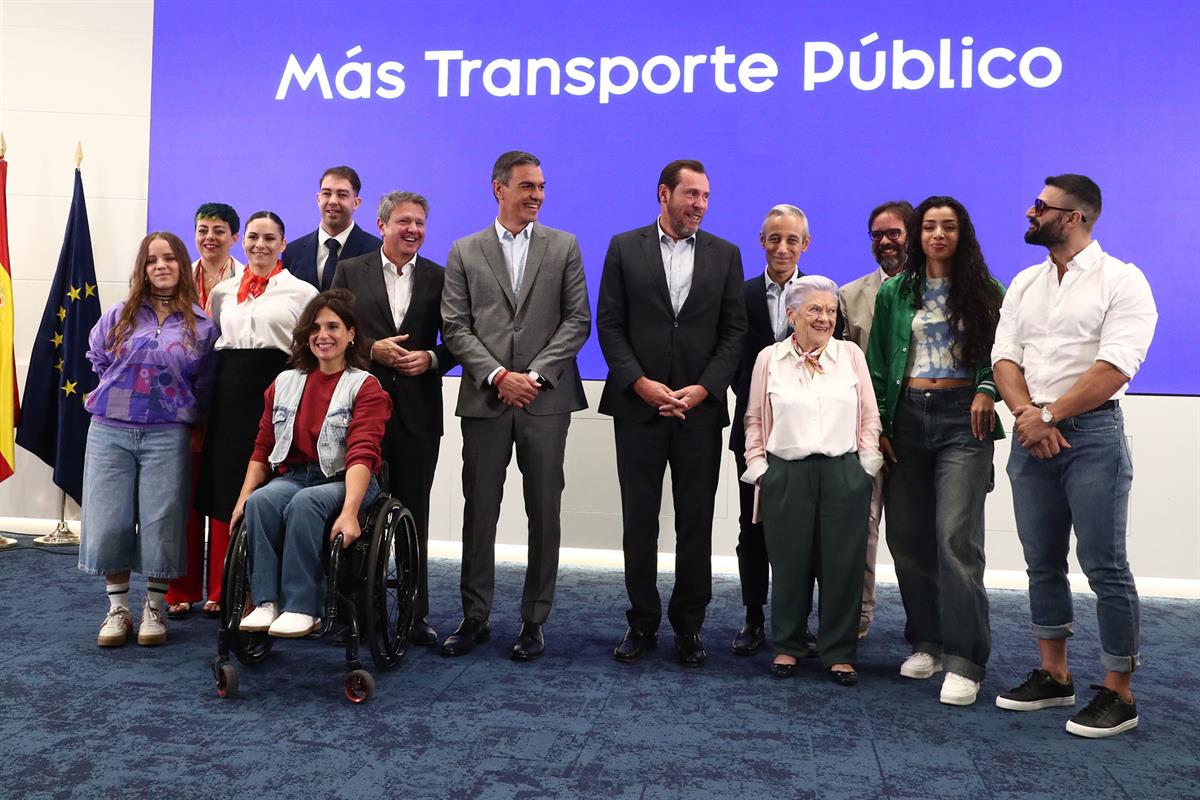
[267,368,372,477]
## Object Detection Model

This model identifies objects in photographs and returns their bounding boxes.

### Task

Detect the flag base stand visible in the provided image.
[0,535,17,550]
[33,492,79,547]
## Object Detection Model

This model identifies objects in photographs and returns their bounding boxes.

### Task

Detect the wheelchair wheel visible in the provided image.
[363,499,418,670]
[344,669,374,704]
[215,663,239,699]
[220,520,274,666]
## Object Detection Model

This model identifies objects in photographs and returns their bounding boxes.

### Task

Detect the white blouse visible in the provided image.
[209,270,318,352]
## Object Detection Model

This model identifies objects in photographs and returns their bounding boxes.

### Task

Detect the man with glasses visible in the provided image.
[992,174,1156,738]
[838,200,912,639]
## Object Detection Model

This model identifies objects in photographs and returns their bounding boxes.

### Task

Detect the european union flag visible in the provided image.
[16,169,101,503]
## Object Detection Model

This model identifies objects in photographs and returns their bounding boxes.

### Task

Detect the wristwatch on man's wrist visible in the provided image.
[1040,405,1055,425]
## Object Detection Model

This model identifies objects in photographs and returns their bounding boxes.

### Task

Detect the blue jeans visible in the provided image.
[79,421,190,578]
[244,464,379,617]
[885,386,993,681]
[1006,406,1140,673]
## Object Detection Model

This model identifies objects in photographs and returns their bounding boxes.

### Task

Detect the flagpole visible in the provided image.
[0,132,16,549]
[33,490,80,546]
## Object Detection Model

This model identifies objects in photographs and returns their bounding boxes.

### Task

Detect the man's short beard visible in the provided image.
[875,249,906,274]
[1025,219,1067,247]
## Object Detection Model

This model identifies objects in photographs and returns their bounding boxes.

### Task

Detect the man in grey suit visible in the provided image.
[838,199,912,638]
[440,151,591,660]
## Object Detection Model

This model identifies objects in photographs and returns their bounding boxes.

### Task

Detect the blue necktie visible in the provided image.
[321,238,340,291]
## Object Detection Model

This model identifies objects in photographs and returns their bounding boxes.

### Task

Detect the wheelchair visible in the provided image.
[210,474,420,704]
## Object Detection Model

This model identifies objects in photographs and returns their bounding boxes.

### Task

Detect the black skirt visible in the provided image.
[195,348,290,520]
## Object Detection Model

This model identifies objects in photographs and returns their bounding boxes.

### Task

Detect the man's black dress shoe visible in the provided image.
[831,668,859,687]
[440,618,490,656]
[731,624,766,655]
[770,659,797,678]
[510,621,544,661]
[613,628,657,663]
[675,633,707,667]
[409,617,438,646]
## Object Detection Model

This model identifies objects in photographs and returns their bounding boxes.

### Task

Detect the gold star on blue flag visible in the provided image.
[16,168,100,503]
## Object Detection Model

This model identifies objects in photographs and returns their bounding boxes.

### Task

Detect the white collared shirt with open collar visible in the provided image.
[494,218,532,295]
[657,220,696,316]
[764,268,803,342]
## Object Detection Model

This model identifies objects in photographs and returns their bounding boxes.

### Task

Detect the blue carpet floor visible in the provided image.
[1,536,1197,800]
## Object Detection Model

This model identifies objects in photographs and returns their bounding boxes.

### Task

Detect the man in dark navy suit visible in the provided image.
[283,165,382,290]
[332,190,455,645]
[727,205,811,656]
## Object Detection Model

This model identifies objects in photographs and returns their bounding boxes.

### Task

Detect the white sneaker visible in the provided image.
[940,672,981,706]
[97,607,133,647]
[137,603,167,646]
[900,652,943,679]
[268,612,319,638]
[239,602,278,632]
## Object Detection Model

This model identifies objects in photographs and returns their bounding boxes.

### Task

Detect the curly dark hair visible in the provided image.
[901,196,1002,368]
[288,289,369,372]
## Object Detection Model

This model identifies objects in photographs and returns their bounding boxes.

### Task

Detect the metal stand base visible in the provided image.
[34,520,79,546]
[0,535,18,551]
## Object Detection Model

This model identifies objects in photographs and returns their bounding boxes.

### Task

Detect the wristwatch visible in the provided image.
[1040,405,1055,425]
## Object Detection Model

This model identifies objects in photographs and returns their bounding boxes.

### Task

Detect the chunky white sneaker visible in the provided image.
[239,602,278,632]
[268,612,319,638]
[137,603,167,646]
[900,652,943,679]
[940,672,981,706]
[97,607,133,647]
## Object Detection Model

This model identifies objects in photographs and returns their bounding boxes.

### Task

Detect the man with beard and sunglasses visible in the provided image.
[992,174,1156,738]
[838,200,912,639]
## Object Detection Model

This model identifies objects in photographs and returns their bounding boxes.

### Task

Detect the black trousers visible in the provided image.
[614,417,721,636]
[384,423,440,620]
[733,450,770,619]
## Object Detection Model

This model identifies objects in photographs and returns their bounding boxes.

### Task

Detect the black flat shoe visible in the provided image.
[674,633,707,667]
[613,628,657,663]
[831,668,859,687]
[440,618,490,656]
[770,660,797,678]
[409,617,438,646]
[731,624,766,656]
[510,621,545,661]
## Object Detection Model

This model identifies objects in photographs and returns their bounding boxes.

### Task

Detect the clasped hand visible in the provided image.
[497,370,541,408]
[1012,404,1072,460]
[371,334,432,376]
[634,377,708,419]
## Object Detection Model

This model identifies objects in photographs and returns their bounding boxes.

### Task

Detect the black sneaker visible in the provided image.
[1065,685,1139,738]
[996,669,1076,711]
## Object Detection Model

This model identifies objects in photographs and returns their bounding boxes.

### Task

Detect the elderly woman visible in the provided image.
[195,211,318,616]
[742,275,882,685]
[81,232,218,647]
[233,290,391,637]
[866,196,1004,706]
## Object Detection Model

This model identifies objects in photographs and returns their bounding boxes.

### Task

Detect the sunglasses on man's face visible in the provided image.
[1032,198,1087,223]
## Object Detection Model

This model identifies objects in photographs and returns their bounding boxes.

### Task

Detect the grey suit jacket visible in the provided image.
[840,268,884,351]
[441,221,590,418]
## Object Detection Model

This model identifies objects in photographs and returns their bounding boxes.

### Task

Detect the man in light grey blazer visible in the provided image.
[839,199,912,639]
[440,151,590,661]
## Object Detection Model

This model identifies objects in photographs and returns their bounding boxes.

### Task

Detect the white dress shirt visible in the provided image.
[494,218,532,294]
[764,268,802,342]
[209,270,318,352]
[380,249,416,330]
[316,222,357,286]
[992,240,1157,404]
[657,220,695,316]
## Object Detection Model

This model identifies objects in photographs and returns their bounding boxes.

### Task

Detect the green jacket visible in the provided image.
[865,271,1005,440]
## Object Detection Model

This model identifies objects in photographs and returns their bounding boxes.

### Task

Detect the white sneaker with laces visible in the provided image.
[138,603,167,646]
[940,671,981,706]
[269,612,319,638]
[239,602,278,632]
[899,652,943,679]
[97,607,133,647]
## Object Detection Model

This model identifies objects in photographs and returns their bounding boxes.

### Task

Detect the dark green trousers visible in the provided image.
[761,452,872,665]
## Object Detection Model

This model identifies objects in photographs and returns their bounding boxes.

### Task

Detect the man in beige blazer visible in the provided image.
[839,199,912,638]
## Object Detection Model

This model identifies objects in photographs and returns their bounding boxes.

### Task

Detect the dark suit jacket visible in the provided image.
[331,251,455,437]
[728,272,800,456]
[283,223,382,290]
[596,223,748,428]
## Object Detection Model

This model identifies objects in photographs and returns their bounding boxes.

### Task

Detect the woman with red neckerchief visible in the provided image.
[194,211,317,617]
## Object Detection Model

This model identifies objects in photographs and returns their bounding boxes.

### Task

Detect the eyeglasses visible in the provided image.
[1032,198,1087,223]
[869,228,903,242]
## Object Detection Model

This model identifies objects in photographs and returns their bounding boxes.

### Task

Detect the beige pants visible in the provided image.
[860,471,885,628]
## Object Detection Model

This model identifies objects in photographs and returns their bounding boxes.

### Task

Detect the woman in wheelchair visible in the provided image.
[230,289,392,638]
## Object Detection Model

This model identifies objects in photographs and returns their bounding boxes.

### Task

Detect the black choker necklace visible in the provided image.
[150,293,174,306]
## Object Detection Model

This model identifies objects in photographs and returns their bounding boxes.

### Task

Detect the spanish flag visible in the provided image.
[0,148,18,483]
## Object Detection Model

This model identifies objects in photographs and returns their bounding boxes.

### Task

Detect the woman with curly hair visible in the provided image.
[866,196,1005,706]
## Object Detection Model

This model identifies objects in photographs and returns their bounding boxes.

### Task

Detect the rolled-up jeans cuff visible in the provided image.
[1031,622,1073,640]
[1101,650,1141,674]
[914,641,943,657]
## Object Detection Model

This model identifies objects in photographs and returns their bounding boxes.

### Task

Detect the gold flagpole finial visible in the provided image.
[75,141,83,168]
[1,132,7,158]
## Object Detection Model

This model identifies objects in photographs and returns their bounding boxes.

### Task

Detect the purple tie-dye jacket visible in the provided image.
[84,301,219,427]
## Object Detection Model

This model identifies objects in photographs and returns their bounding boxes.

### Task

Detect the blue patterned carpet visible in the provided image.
[1,537,1197,800]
